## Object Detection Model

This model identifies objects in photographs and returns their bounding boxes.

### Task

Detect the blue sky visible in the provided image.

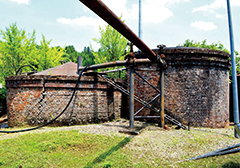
[0,0,239,53]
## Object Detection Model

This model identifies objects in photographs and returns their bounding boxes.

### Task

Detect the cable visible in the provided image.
[0,66,89,133]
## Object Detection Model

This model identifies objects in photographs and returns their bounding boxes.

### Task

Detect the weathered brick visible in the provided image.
[6,75,122,127]
[131,47,230,128]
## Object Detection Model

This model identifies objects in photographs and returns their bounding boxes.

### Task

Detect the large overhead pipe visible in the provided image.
[79,0,158,63]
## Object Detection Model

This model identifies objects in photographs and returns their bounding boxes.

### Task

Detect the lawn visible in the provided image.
[0,123,240,168]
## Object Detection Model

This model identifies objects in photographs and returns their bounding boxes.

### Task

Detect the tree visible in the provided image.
[36,35,65,71]
[180,39,230,52]
[63,45,79,63]
[92,23,128,65]
[91,22,129,79]
[0,23,37,112]
[0,23,38,77]
[180,39,239,75]
[0,23,67,110]
[81,46,95,66]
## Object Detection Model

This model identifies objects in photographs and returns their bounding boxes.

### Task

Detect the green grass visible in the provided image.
[0,130,132,168]
[0,126,240,167]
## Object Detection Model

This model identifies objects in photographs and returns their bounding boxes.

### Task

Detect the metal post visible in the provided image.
[226,0,240,138]
[129,66,134,129]
[138,0,142,40]
[77,56,82,74]
[159,70,164,127]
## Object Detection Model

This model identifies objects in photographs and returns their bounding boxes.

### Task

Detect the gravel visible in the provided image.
[0,119,240,167]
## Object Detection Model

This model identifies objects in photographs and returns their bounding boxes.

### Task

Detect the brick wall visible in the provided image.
[6,75,122,127]
[133,47,231,128]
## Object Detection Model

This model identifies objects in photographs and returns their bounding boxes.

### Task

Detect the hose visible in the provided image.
[0,66,89,133]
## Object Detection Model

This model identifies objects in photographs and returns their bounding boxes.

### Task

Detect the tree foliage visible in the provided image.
[0,23,37,77]
[81,46,95,66]
[180,39,239,75]
[62,45,95,66]
[92,24,128,64]
[36,35,65,71]
[0,23,67,109]
[64,45,79,63]
[92,22,129,78]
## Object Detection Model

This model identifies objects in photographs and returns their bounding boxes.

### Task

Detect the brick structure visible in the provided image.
[6,64,122,127]
[133,47,231,128]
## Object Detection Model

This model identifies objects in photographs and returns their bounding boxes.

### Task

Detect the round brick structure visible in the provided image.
[6,65,122,127]
[133,47,231,128]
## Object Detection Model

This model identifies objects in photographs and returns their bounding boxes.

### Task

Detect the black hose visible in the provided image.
[0,66,89,133]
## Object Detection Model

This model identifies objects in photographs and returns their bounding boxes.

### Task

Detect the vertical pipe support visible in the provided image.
[159,70,165,127]
[226,0,240,138]
[77,56,82,75]
[129,66,135,129]
[138,0,142,40]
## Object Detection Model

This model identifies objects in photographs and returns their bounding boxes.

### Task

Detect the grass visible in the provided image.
[0,125,240,167]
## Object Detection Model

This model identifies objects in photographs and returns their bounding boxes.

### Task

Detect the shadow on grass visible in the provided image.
[84,136,132,168]
[222,162,240,168]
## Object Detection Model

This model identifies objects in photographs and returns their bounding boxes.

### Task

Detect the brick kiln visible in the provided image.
[6,62,122,127]
[132,47,231,128]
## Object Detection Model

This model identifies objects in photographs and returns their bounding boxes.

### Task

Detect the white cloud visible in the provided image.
[190,21,217,31]
[9,0,29,4]
[192,0,240,13]
[102,0,189,23]
[102,0,128,18]
[128,0,190,24]
[61,0,189,31]
[57,16,107,32]
[192,1,225,13]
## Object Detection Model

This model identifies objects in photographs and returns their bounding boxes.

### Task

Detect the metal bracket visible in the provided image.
[157,44,168,69]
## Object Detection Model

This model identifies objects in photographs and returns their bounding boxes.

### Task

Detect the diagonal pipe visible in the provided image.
[79,0,158,63]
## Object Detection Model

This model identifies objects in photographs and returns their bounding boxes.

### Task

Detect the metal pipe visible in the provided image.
[129,66,134,129]
[227,0,240,138]
[183,142,240,161]
[138,0,142,40]
[77,56,82,74]
[78,59,152,71]
[79,0,158,62]
[135,116,161,119]
[102,68,126,73]
[160,70,165,127]
[79,60,127,71]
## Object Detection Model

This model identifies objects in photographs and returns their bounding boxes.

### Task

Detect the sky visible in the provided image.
[0,0,240,53]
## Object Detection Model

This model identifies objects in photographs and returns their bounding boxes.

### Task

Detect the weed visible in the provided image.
[78,102,83,107]
[209,57,214,62]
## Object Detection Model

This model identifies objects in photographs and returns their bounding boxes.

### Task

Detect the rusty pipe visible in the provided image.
[78,58,152,71]
[79,0,158,62]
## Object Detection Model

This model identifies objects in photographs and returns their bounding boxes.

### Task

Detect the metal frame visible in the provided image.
[96,65,186,130]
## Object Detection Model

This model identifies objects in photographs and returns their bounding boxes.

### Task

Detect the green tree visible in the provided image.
[92,22,129,78]
[0,23,37,77]
[81,46,95,66]
[63,45,79,63]
[180,39,239,75]
[0,23,37,112]
[36,35,65,71]
[92,24,128,65]
[180,39,229,52]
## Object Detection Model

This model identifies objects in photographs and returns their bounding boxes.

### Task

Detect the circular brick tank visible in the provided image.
[6,63,122,127]
[133,47,231,128]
